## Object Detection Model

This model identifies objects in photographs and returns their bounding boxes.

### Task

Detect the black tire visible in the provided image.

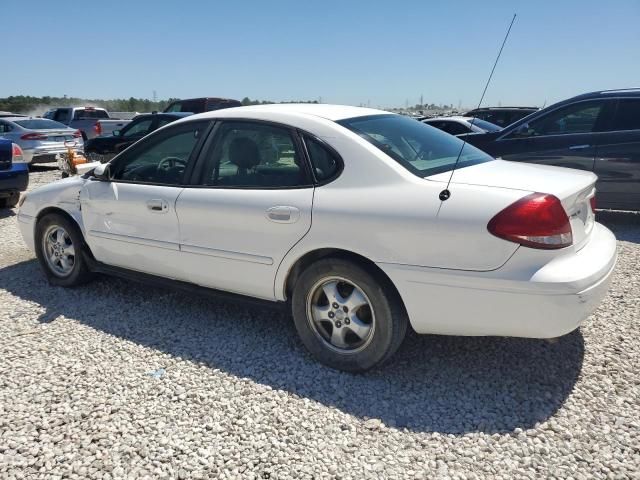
[35,213,94,287]
[0,192,19,209]
[291,258,408,372]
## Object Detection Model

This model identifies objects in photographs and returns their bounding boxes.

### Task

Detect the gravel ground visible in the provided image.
[1,167,639,479]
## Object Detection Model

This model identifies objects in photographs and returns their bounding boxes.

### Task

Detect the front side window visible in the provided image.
[610,98,640,131]
[202,122,310,188]
[165,102,182,112]
[110,122,205,185]
[121,118,153,138]
[53,110,71,123]
[339,114,492,177]
[524,101,604,136]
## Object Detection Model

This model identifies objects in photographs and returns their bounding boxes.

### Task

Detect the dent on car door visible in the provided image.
[80,121,209,278]
[175,121,316,299]
[593,98,640,210]
[494,100,612,171]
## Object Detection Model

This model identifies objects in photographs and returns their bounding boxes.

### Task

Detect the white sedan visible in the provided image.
[17,104,617,372]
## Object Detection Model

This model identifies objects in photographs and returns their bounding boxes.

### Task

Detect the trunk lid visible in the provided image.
[430,160,597,249]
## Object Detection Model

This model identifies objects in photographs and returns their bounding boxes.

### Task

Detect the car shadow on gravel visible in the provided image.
[597,210,640,243]
[0,208,16,219]
[0,259,585,435]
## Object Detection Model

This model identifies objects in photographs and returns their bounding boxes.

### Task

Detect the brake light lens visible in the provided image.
[590,195,596,212]
[20,132,47,140]
[488,193,573,249]
[94,123,102,136]
[11,143,25,163]
[73,130,82,138]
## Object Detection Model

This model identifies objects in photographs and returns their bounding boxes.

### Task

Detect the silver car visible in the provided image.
[0,117,83,164]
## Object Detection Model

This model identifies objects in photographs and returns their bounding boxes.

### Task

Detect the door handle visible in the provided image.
[569,144,591,150]
[146,199,168,213]
[266,206,300,223]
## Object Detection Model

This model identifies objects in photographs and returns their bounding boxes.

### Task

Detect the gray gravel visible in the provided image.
[1,166,639,479]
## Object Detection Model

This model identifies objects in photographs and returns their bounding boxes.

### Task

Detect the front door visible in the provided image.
[175,120,315,299]
[81,121,209,279]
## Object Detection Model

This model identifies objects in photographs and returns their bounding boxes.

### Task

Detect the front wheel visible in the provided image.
[35,213,94,287]
[292,258,408,372]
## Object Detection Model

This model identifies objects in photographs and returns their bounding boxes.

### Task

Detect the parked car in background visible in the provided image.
[84,112,192,163]
[163,97,242,114]
[422,116,502,136]
[18,104,616,372]
[0,140,28,208]
[42,107,131,141]
[465,107,538,127]
[0,117,83,165]
[462,89,640,210]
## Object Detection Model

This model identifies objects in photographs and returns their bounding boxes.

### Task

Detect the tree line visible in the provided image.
[0,95,319,115]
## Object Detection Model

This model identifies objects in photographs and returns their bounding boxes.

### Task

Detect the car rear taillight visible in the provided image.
[590,195,596,212]
[93,123,102,136]
[73,130,82,138]
[487,193,573,250]
[20,133,47,140]
[11,143,25,163]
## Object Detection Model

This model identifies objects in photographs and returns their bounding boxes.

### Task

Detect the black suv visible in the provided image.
[464,107,538,127]
[163,97,242,114]
[463,89,640,210]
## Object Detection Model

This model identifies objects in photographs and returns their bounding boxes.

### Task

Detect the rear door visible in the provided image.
[593,97,640,210]
[175,120,314,299]
[491,99,613,172]
[81,121,210,279]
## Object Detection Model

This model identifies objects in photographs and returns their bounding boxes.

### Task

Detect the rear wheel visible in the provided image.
[292,258,408,372]
[35,213,94,287]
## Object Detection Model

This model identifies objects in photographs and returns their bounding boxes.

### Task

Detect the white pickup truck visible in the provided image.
[42,107,132,141]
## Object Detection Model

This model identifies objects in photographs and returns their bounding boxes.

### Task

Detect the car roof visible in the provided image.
[187,103,389,122]
[0,116,34,122]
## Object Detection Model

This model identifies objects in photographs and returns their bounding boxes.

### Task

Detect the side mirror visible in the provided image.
[112,130,121,136]
[92,163,110,180]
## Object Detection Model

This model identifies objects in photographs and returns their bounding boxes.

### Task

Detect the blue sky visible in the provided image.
[3,0,639,108]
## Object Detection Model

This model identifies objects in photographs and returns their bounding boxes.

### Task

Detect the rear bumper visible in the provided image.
[378,222,617,338]
[0,163,29,196]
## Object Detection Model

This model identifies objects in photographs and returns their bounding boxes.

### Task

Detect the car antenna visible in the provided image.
[439,13,517,203]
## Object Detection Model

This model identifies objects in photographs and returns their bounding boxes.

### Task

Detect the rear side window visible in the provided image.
[304,136,341,182]
[610,99,640,131]
[202,122,311,188]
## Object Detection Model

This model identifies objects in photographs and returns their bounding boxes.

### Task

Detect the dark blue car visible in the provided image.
[0,139,29,208]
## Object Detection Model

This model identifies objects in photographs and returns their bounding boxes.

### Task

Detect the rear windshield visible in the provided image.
[338,114,493,177]
[469,118,502,132]
[73,109,109,120]
[15,119,68,130]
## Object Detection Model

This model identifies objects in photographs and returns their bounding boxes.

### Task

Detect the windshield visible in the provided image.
[338,114,493,177]
[15,119,68,130]
[469,118,502,132]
